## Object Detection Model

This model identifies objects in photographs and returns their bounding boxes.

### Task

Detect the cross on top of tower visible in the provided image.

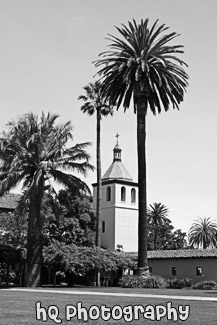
[113,133,121,161]
[115,133,120,145]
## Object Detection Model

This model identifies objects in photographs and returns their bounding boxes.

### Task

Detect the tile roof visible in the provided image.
[148,249,217,259]
[0,193,22,210]
[102,161,133,181]
[126,249,217,260]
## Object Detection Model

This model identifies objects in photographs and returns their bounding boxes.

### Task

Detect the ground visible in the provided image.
[0,287,217,324]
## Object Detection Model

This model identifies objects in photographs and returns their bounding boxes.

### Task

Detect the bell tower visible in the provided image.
[92,135,138,252]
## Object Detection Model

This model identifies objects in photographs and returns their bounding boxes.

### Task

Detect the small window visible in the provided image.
[121,186,126,201]
[106,186,111,201]
[172,267,177,276]
[131,188,136,203]
[149,267,152,274]
[196,267,202,276]
[102,221,105,233]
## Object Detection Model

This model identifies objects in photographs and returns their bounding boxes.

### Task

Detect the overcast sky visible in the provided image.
[0,0,217,233]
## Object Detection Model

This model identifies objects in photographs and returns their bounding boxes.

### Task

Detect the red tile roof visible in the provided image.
[0,193,22,210]
[126,249,217,260]
[148,249,217,259]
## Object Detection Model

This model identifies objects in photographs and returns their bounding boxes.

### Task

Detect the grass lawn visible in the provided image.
[0,287,217,324]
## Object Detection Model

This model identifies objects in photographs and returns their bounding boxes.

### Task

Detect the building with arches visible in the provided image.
[92,139,138,252]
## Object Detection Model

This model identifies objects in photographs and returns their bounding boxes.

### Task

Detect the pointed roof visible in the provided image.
[102,160,133,181]
[102,135,133,181]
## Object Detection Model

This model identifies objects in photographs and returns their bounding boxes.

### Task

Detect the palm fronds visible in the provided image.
[188,217,217,249]
[94,18,189,113]
[0,112,93,198]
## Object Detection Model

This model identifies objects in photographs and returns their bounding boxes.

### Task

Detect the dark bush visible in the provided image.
[118,275,167,288]
[192,280,217,290]
[167,278,193,289]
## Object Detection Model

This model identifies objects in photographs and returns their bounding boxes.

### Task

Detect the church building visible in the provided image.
[92,141,217,284]
[92,136,138,252]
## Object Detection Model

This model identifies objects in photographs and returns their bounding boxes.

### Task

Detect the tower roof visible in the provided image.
[102,135,133,181]
[102,162,133,181]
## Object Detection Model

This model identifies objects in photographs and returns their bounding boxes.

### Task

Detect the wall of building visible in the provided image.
[115,207,138,252]
[93,181,138,251]
[114,183,138,208]
[101,206,116,249]
[149,258,217,282]
[101,183,138,251]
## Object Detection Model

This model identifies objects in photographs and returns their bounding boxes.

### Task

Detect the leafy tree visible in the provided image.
[0,112,93,286]
[188,217,217,249]
[78,81,112,249]
[95,19,189,274]
[0,244,25,285]
[0,210,27,248]
[147,202,170,250]
[44,189,95,247]
[147,218,187,250]
[43,240,125,285]
[171,229,187,250]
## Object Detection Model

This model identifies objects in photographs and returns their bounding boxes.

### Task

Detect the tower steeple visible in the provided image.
[113,133,121,162]
[102,134,133,181]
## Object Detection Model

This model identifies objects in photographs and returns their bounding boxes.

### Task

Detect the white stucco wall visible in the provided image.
[101,206,115,249]
[115,207,138,252]
[93,181,138,252]
[115,183,137,208]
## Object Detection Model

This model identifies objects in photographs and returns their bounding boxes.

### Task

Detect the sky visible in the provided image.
[0,0,217,233]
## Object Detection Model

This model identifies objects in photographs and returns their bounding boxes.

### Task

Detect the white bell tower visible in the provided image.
[92,135,138,252]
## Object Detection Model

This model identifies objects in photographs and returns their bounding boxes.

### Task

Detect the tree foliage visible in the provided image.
[95,19,189,112]
[44,189,96,247]
[147,218,187,250]
[147,202,170,250]
[0,112,93,286]
[78,81,112,118]
[188,217,217,249]
[0,210,27,248]
[43,240,125,277]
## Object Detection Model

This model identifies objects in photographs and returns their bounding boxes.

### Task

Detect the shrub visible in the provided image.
[192,280,217,290]
[118,275,167,288]
[167,278,193,289]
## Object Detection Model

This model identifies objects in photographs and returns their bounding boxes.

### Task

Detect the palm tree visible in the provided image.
[95,19,189,275]
[78,81,112,249]
[147,202,170,250]
[0,112,93,286]
[188,217,217,249]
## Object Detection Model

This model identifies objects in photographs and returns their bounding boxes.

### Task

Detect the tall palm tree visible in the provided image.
[147,202,170,250]
[78,81,112,249]
[0,112,93,286]
[188,217,217,249]
[95,19,189,275]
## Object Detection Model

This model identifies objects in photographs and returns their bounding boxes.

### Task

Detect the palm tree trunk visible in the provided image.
[154,224,157,250]
[96,108,102,247]
[25,180,44,287]
[95,108,102,286]
[136,94,149,276]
